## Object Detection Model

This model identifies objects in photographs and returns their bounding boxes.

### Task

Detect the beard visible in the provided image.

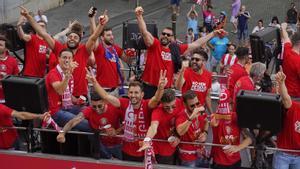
[191,63,201,72]
[0,50,4,55]
[104,39,113,46]
[160,37,170,46]
[67,41,79,50]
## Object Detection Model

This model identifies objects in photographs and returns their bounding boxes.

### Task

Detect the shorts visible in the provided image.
[170,0,180,6]
[230,16,237,23]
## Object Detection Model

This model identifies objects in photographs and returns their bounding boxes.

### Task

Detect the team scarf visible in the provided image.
[42,116,61,132]
[144,141,156,169]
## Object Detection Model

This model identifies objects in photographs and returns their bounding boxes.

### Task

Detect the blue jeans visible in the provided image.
[272,151,300,169]
[99,142,122,160]
[52,105,91,132]
[181,157,210,168]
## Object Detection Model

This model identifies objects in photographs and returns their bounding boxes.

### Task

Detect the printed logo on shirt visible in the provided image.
[161,51,172,61]
[138,111,147,132]
[39,45,47,54]
[295,121,300,134]
[191,81,207,92]
[100,118,107,126]
[109,56,117,63]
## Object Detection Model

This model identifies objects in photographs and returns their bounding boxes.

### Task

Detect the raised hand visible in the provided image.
[19,6,29,17]
[158,70,168,90]
[275,66,286,85]
[135,6,144,17]
[86,67,97,84]
[99,10,109,25]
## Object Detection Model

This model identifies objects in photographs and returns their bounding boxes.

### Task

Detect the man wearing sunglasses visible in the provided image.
[138,89,182,164]
[176,49,213,115]
[56,92,123,159]
[86,68,167,162]
[135,6,221,99]
[176,90,209,168]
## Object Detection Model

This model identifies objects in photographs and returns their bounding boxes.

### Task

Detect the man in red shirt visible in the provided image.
[56,92,123,159]
[232,62,266,111]
[138,89,182,164]
[0,104,49,149]
[227,47,250,100]
[93,27,126,95]
[210,86,252,169]
[87,68,167,162]
[176,49,213,114]
[20,6,107,98]
[0,36,19,103]
[273,67,300,168]
[45,48,90,132]
[176,90,209,167]
[17,15,48,78]
[135,6,221,99]
[281,22,300,98]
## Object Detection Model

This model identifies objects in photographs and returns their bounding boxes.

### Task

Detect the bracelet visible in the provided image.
[143,137,151,142]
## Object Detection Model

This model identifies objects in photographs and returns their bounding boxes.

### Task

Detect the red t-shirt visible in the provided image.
[48,52,58,71]
[94,44,123,88]
[277,101,300,155]
[45,68,63,116]
[142,38,188,87]
[182,68,212,105]
[211,112,241,165]
[0,104,17,149]
[24,34,48,77]
[53,41,89,96]
[282,42,300,97]
[118,98,152,157]
[151,99,182,156]
[227,63,248,100]
[232,76,255,111]
[82,105,122,147]
[0,55,19,100]
[176,110,207,161]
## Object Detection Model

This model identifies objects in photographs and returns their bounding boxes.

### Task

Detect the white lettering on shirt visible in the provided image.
[161,51,172,61]
[191,81,207,92]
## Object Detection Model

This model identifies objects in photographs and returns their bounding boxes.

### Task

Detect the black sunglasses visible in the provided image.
[191,57,204,62]
[189,102,200,109]
[92,104,103,109]
[161,32,173,37]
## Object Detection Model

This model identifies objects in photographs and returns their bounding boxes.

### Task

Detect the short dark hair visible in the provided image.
[100,27,112,36]
[192,49,208,61]
[291,32,300,46]
[90,92,102,101]
[236,47,249,60]
[161,89,176,103]
[0,35,9,49]
[188,28,193,32]
[163,27,174,35]
[59,48,74,57]
[258,19,263,24]
[182,90,197,104]
[128,81,143,91]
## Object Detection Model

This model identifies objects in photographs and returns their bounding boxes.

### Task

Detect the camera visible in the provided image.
[88,7,97,17]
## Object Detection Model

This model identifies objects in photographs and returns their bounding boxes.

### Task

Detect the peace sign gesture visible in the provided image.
[19,6,30,17]
[158,70,168,90]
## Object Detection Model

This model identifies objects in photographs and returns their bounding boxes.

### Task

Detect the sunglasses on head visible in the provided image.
[161,32,173,37]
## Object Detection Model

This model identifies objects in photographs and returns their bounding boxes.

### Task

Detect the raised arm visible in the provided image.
[148,70,168,109]
[175,61,189,90]
[86,10,108,53]
[276,66,292,109]
[281,23,291,44]
[52,61,78,95]
[16,16,31,42]
[185,29,220,54]
[53,20,78,41]
[135,6,154,47]
[56,112,85,143]
[20,6,55,49]
[86,67,121,107]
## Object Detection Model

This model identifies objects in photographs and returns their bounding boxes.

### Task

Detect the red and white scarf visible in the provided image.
[56,65,74,109]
